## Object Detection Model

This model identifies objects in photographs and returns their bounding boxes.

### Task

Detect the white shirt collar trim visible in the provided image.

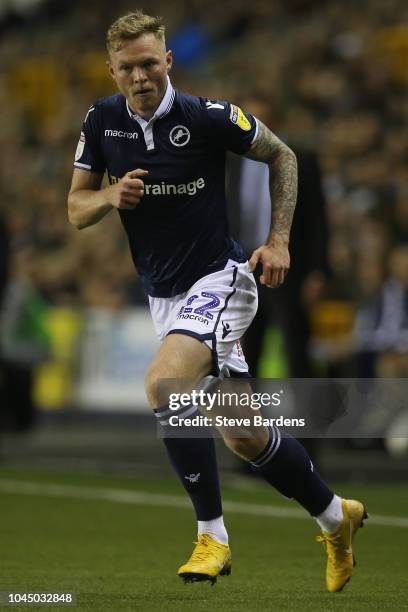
[126,76,175,125]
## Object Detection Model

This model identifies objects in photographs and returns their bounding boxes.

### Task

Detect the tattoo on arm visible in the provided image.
[246,119,298,241]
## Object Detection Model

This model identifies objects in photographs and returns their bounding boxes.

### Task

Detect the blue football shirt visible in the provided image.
[74,77,258,297]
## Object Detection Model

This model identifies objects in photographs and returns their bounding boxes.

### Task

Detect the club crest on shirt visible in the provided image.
[229,104,251,131]
[75,131,85,161]
[169,125,190,147]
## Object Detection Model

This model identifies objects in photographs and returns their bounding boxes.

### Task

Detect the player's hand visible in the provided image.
[107,169,148,210]
[248,235,290,288]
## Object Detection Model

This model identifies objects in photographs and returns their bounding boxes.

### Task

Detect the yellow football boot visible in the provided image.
[316,498,368,592]
[178,534,231,585]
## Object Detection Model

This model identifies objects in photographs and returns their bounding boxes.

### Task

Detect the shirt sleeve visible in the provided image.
[202,98,258,155]
[73,104,106,173]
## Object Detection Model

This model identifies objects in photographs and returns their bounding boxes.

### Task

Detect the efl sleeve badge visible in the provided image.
[229,104,251,131]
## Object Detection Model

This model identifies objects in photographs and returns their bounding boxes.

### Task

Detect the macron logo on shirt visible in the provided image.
[105,129,138,140]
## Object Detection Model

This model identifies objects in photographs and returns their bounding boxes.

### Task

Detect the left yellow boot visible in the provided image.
[316,498,368,592]
[178,534,231,585]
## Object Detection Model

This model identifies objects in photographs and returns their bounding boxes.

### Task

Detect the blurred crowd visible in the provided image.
[0,0,407,377]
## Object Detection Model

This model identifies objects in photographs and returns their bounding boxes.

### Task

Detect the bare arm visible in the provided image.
[245,120,298,288]
[246,119,298,244]
[68,169,110,229]
[68,168,148,230]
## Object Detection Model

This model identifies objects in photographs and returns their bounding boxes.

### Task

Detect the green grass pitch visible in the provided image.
[1,466,407,611]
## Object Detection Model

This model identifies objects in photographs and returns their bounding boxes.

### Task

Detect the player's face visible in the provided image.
[108,34,172,120]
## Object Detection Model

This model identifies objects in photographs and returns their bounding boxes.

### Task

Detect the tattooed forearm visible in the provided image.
[246,120,298,242]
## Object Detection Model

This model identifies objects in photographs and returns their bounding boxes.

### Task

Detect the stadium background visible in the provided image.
[0,1,407,610]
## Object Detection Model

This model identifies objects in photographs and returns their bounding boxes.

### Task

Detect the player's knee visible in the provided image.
[145,359,186,408]
[145,365,167,408]
[223,432,268,461]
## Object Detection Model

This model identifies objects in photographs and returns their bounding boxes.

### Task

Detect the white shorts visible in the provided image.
[149,260,258,374]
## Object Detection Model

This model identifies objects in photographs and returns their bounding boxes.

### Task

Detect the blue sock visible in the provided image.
[251,427,334,516]
[154,404,222,521]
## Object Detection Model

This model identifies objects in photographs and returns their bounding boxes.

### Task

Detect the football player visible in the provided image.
[68,10,366,591]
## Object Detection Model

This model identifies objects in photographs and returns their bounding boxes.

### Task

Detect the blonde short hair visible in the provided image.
[106,10,165,53]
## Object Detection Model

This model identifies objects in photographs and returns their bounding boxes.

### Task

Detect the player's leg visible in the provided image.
[214,378,337,528]
[215,373,367,592]
[147,261,258,550]
[221,419,335,518]
[145,333,231,583]
[263,434,369,594]
[212,288,367,593]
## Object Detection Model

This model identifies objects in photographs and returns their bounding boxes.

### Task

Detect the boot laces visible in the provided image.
[316,531,345,564]
[190,535,219,563]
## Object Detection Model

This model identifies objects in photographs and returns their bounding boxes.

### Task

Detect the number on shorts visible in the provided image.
[193,292,220,320]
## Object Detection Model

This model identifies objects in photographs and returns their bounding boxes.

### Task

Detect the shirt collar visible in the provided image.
[126,75,175,125]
